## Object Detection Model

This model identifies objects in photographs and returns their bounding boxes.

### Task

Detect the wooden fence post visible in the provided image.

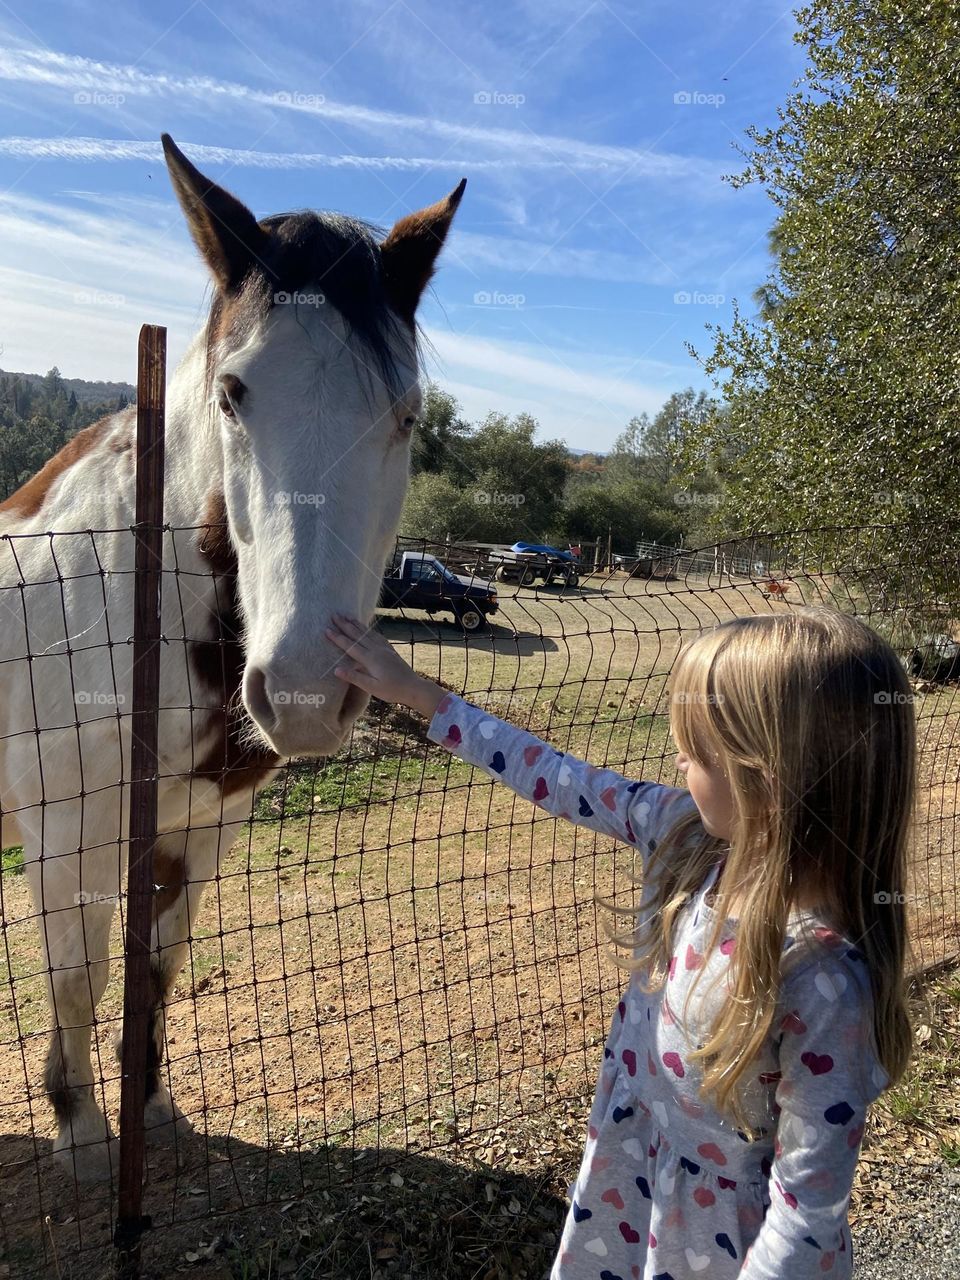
[115,324,167,1277]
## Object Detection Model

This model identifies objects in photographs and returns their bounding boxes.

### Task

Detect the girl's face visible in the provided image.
[674,744,734,839]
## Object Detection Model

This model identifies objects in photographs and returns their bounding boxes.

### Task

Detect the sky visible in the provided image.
[0,0,805,453]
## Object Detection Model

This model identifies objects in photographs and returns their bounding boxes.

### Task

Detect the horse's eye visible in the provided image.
[399,414,417,434]
[218,373,245,420]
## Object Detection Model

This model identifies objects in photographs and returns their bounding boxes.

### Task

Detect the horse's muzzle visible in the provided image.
[241,663,369,757]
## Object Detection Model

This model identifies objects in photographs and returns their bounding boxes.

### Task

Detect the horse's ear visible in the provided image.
[162,133,268,294]
[380,179,466,324]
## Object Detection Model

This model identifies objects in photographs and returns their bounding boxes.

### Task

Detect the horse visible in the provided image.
[0,133,464,1182]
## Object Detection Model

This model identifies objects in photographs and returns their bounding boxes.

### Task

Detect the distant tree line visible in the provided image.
[0,364,726,554]
[0,367,133,500]
[404,384,725,553]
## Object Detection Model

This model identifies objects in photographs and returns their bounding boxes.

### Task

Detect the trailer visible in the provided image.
[488,542,579,587]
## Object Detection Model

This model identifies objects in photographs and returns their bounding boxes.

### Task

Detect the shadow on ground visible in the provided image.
[377,615,562,654]
[0,1128,569,1280]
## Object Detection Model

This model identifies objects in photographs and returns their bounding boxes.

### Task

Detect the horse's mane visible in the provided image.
[204,210,413,399]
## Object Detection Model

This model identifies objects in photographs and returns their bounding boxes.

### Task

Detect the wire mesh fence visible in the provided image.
[0,499,958,1276]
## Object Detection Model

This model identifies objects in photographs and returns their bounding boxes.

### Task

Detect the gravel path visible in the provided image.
[852,1160,960,1278]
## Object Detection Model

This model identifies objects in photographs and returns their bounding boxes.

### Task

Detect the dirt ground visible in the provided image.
[1,568,957,1278]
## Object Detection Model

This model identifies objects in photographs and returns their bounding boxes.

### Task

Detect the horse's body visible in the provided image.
[0,135,463,1181]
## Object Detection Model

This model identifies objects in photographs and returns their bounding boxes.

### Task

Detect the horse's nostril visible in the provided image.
[243,666,276,730]
[338,682,368,726]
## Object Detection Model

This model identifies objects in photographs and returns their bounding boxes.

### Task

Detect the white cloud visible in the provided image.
[0,133,635,176]
[0,44,720,183]
[424,328,681,449]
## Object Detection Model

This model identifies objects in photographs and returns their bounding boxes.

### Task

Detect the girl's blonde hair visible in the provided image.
[606,606,917,1130]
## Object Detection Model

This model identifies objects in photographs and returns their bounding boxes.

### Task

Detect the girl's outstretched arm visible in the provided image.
[740,947,890,1278]
[327,614,697,859]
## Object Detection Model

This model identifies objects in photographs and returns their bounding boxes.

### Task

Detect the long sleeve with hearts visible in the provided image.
[739,949,890,1278]
[426,692,698,861]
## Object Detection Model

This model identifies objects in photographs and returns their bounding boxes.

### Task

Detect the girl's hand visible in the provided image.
[325,614,446,720]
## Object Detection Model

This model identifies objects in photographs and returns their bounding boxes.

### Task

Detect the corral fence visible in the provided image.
[0,331,958,1278]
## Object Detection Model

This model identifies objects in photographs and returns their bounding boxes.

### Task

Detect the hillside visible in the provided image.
[0,368,136,407]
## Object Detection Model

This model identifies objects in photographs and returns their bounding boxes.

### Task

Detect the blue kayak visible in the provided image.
[510,542,575,561]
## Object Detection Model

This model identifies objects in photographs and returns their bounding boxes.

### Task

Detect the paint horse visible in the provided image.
[0,134,464,1181]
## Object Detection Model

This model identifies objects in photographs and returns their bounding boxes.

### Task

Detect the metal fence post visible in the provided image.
[114,324,167,1277]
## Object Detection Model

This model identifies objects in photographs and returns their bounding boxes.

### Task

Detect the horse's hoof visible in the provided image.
[54,1135,118,1185]
[144,1095,195,1149]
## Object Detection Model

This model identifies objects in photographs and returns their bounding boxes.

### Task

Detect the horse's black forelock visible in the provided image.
[204,210,414,403]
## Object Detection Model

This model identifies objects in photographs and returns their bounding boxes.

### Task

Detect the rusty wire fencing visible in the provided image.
[0,387,958,1279]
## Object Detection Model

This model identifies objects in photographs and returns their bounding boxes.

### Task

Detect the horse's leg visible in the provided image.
[138,826,222,1143]
[26,835,121,1182]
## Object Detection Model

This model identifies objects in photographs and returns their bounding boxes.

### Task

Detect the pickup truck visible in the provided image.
[379,552,499,632]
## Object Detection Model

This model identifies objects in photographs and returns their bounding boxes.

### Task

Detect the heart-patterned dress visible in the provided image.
[427,693,890,1280]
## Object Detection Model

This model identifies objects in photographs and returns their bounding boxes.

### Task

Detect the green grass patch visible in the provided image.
[251,754,472,824]
[1,845,24,875]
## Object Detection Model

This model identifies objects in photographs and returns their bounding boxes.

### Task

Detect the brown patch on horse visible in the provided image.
[152,838,187,919]
[0,416,113,518]
[380,178,466,325]
[204,289,254,390]
[109,429,133,455]
[43,1037,73,1123]
[190,491,279,796]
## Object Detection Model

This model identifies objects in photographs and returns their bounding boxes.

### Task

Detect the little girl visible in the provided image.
[326,606,916,1279]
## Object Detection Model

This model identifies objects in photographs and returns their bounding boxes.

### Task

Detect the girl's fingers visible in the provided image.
[326,626,355,652]
[335,662,379,695]
[332,613,369,641]
[326,621,371,657]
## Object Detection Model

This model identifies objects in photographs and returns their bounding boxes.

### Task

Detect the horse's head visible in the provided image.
[163,134,464,758]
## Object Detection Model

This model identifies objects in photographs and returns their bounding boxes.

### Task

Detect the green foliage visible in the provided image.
[399,385,724,550]
[252,755,465,820]
[401,472,481,541]
[0,367,130,500]
[562,480,682,547]
[684,0,960,588]
[1,846,24,875]
[566,391,722,549]
[402,404,571,542]
[410,382,471,477]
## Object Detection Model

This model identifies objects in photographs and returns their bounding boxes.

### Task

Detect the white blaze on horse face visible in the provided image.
[218,300,418,757]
